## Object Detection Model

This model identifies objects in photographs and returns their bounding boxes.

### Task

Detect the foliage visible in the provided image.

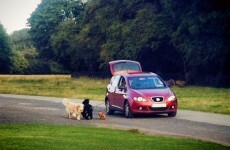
[168,0,230,83]
[11,29,34,51]
[10,29,38,74]
[0,23,13,73]
[3,0,228,86]
[50,20,80,71]
[11,50,29,74]
[52,0,229,86]
[28,0,85,73]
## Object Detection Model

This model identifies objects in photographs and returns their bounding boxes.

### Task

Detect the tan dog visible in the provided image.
[99,111,106,120]
[62,98,84,120]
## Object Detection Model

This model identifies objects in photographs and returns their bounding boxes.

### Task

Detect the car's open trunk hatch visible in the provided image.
[109,60,142,75]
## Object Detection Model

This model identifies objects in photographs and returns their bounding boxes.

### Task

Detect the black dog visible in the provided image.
[82,99,93,120]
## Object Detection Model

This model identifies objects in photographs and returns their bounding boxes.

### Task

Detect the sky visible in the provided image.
[0,0,41,34]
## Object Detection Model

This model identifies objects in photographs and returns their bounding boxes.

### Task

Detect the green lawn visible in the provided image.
[0,124,228,150]
[173,86,230,114]
[0,75,109,100]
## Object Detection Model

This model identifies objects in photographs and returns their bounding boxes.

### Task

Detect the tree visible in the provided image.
[10,29,38,74]
[0,23,13,73]
[11,50,28,74]
[28,0,85,73]
[26,0,229,86]
[11,29,34,51]
[80,0,182,74]
[169,0,230,83]
[50,20,80,72]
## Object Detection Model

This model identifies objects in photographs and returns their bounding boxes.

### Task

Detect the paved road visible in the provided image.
[0,94,229,146]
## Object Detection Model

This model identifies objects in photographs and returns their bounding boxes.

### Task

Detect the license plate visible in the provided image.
[151,103,166,108]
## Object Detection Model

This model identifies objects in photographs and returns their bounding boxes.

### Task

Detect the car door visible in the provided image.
[107,75,120,108]
[114,76,127,110]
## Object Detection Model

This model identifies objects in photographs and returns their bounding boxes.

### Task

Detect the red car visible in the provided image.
[105,60,178,118]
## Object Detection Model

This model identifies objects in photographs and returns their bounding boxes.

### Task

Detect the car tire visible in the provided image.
[168,111,177,117]
[105,99,114,115]
[124,101,133,118]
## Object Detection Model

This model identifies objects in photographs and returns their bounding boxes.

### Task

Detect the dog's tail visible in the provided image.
[62,98,70,106]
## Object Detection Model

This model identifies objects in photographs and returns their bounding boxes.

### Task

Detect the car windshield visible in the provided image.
[128,76,166,90]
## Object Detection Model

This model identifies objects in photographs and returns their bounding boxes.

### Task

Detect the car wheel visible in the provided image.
[105,99,114,115]
[124,101,133,118]
[168,111,177,117]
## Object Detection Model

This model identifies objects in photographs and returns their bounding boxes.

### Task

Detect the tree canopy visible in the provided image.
[0,23,13,73]
[1,0,229,86]
[28,0,85,73]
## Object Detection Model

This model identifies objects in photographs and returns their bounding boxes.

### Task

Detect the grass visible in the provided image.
[0,124,228,150]
[0,75,229,114]
[173,86,230,114]
[0,75,109,101]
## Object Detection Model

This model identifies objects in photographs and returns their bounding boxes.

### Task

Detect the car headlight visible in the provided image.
[133,97,147,102]
[168,95,176,101]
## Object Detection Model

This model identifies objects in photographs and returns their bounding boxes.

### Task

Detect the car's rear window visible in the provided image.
[113,62,140,72]
[128,76,166,90]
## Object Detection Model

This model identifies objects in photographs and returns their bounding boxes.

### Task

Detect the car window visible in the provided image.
[113,62,140,72]
[118,76,126,87]
[128,76,166,89]
[111,75,120,87]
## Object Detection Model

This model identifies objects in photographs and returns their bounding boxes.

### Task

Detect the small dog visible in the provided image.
[62,98,84,120]
[99,111,106,120]
[82,99,93,120]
